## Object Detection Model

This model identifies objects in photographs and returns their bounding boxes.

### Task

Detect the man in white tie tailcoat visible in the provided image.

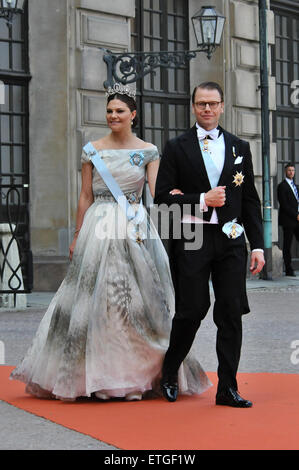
[154,82,265,407]
[277,164,299,276]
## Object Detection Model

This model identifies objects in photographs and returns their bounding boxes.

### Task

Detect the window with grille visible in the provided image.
[0,1,32,292]
[132,0,191,153]
[0,7,30,199]
[271,0,299,264]
[272,2,299,183]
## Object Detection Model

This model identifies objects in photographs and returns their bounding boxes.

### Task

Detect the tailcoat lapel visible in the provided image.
[179,125,211,191]
[179,125,239,189]
[217,128,235,187]
[284,179,298,202]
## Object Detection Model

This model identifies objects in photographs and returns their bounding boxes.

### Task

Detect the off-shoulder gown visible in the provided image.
[10,146,211,400]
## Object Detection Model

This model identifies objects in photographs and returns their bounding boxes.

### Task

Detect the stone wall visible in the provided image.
[29,0,69,290]
[30,0,135,290]
[227,0,281,274]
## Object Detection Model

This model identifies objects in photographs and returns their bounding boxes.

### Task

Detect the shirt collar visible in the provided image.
[196,123,221,141]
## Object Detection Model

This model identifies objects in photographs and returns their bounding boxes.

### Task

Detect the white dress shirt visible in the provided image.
[181,123,224,224]
[180,123,263,253]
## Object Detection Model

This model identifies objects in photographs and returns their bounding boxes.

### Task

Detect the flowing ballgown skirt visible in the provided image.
[10,147,212,400]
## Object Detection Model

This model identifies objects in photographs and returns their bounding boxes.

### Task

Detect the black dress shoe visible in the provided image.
[285,269,296,277]
[160,375,178,402]
[216,388,252,408]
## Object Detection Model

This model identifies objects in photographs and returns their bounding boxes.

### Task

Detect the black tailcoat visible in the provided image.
[277,179,299,272]
[277,179,299,228]
[154,124,264,251]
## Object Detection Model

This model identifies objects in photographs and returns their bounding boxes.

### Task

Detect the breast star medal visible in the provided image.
[233,171,245,187]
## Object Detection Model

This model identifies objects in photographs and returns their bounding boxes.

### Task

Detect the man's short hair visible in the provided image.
[192,82,224,103]
[285,163,295,170]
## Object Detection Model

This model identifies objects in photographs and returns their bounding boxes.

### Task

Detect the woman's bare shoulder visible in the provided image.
[135,138,156,150]
[91,137,109,151]
[90,136,156,150]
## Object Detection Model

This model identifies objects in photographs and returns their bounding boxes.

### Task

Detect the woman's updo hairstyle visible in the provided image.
[107,93,138,129]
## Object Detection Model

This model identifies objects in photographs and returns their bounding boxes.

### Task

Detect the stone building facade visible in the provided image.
[0,0,298,292]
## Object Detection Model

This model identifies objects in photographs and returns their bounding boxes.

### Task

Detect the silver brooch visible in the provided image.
[87,150,97,161]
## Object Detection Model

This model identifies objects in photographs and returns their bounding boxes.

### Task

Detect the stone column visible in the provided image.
[229,0,281,276]
[29,0,69,290]
[29,0,135,290]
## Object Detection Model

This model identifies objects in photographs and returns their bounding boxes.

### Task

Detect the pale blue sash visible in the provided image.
[199,141,221,189]
[83,142,145,225]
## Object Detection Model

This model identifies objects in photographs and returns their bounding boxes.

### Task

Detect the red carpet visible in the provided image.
[1,366,299,450]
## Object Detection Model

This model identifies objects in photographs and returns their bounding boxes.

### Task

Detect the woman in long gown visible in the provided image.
[10,84,211,401]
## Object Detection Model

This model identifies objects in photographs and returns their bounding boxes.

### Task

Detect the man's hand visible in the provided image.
[205,186,226,207]
[297,214,299,222]
[250,251,265,275]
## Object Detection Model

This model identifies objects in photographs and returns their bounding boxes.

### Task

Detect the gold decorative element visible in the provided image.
[233,171,245,187]
[232,146,236,158]
[202,138,211,154]
[128,223,145,244]
[135,232,144,244]
[230,223,237,239]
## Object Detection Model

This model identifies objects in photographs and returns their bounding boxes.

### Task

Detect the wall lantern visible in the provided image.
[0,0,25,26]
[192,5,226,59]
[102,5,225,88]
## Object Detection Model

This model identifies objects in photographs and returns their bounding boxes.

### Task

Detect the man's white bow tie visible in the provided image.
[197,127,219,141]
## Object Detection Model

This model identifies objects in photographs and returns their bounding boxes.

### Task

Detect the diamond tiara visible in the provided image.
[105,83,136,100]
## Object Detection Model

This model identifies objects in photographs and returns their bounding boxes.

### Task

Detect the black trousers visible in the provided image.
[163,224,249,393]
[282,224,299,272]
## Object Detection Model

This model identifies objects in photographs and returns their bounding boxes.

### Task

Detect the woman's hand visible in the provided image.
[69,236,78,261]
[69,162,94,261]
[169,188,184,195]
